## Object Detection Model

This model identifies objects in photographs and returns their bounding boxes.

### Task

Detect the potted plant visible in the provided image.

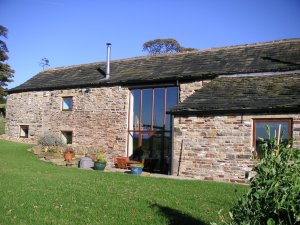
[64,148,74,161]
[130,164,143,175]
[94,152,107,171]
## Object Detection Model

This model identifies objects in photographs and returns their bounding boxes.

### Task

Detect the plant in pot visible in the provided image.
[94,152,107,171]
[64,148,74,161]
[131,164,143,175]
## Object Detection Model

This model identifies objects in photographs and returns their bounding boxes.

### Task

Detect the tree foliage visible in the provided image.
[39,57,50,70]
[0,25,14,102]
[225,127,300,225]
[143,38,197,55]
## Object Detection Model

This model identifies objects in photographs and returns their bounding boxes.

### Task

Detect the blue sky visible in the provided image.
[1,0,300,89]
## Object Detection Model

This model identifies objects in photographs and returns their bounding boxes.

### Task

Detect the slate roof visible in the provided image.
[9,38,300,93]
[171,74,300,115]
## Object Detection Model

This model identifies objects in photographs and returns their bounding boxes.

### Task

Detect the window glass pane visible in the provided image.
[142,89,152,131]
[129,132,140,155]
[130,132,143,161]
[62,131,72,144]
[153,88,164,131]
[63,97,73,110]
[256,122,289,142]
[165,87,177,131]
[20,125,29,138]
[255,121,290,157]
[163,132,172,174]
[143,133,162,173]
[166,87,178,112]
[166,114,171,131]
[132,90,140,130]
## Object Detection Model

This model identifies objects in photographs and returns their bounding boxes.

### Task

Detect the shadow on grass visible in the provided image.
[151,203,209,225]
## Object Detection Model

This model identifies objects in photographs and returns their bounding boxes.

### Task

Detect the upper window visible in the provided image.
[253,118,292,156]
[130,87,178,132]
[20,125,29,138]
[62,97,73,111]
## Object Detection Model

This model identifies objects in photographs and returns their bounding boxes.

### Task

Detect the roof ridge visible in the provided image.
[43,61,102,72]
[43,38,300,72]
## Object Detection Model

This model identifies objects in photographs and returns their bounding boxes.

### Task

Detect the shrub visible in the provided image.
[38,132,66,147]
[226,127,300,225]
[95,152,106,163]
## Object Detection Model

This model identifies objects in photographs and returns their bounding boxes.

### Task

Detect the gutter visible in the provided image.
[170,107,300,117]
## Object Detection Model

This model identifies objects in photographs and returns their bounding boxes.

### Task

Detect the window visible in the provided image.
[20,125,29,138]
[128,87,178,174]
[253,118,292,156]
[61,131,73,144]
[62,97,73,110]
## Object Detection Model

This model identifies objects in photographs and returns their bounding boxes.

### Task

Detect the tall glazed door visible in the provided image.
[128,87,178,174]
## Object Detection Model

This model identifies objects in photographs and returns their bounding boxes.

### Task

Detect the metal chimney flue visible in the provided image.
[106,43,111,80]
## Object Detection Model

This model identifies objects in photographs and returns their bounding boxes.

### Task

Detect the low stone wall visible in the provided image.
[172,114,300,183]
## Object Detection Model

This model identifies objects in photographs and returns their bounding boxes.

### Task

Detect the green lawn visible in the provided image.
[0,140,247,225]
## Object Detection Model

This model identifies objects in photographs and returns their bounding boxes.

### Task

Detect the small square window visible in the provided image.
[62,97,73,110]
[61,131,73,144]
[20,125,29,138]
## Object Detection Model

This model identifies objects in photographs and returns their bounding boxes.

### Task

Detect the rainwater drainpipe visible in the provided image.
[106,43,111,80]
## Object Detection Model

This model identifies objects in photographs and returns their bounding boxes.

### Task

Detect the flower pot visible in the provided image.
[94,161,106,171]
[64,153,74,161]
[131,165,143,175]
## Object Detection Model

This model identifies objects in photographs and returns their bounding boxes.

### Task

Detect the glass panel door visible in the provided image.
[128,87,178,174]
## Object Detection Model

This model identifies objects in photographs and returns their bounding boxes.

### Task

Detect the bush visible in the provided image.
[38,133,66,147]
[226,130,300,225]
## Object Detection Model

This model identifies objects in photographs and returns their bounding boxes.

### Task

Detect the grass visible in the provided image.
[0,117,5,134]
[0,140,248,225]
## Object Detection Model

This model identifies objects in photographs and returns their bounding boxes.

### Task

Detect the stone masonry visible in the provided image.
[6,86,129,165]
[179,80,210,102]
[6,79,300,182]
[172,114,300,183]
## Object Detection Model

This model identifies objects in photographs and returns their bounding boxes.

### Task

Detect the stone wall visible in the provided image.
[179,80,210,102]
[6,79,300,182]
[172,114,300,183]
[6,86,129,165]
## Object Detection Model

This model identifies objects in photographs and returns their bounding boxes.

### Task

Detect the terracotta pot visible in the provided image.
[64,153,74,161]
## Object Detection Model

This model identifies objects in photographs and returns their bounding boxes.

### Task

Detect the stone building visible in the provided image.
[6,38,300,182]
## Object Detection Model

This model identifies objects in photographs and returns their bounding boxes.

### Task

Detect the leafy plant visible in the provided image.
[64,148,74,154]
[222,125,300,225]
[47,149,58,154]
[96,152,106,163]
[130,164,144,168]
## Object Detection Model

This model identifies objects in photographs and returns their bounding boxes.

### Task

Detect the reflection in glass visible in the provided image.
[154,88,164,131]
[166,87,178,112]
[142,89,152,130]
[128,132,140,159]
[62,97,73,110]
[256,122,289,142]
[132,90,140,130]
[255,122,289,157]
